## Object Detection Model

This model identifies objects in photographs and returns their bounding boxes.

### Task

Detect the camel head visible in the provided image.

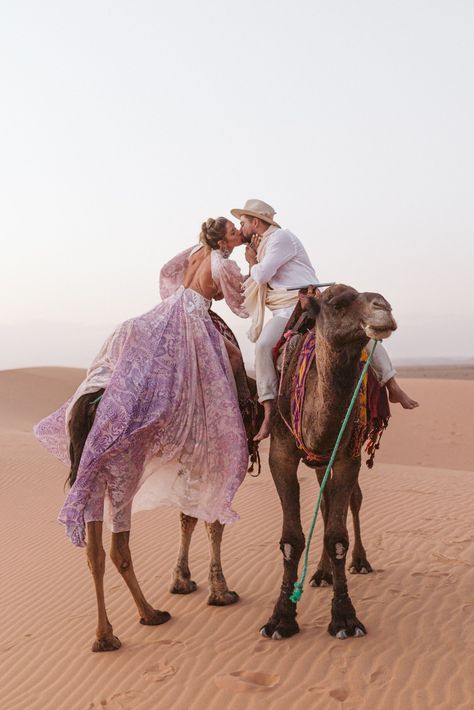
[306,284,397,348]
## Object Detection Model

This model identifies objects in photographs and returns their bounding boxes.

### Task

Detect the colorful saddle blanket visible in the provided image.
[274,296,390,469]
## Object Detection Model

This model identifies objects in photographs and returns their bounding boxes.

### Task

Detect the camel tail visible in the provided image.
[66,389,105,489]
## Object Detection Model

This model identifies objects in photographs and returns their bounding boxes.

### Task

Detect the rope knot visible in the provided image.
[290,582,303,603]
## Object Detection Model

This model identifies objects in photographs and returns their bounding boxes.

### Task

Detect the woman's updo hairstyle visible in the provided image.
[199,216,228,250]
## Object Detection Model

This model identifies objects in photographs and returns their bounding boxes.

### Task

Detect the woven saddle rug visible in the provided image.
[273,304,390,469]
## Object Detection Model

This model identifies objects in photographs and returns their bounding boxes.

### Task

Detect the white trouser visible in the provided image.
[254,316,396,403]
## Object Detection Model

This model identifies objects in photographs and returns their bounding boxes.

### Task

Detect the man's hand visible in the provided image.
[245,245,257,266]
[250,234,261,251]
[244,234,261,266]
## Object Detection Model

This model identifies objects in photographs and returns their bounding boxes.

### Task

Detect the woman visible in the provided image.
[35,217,250,547]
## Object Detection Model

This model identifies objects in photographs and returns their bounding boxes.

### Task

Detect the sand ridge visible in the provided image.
[0,368,473,709]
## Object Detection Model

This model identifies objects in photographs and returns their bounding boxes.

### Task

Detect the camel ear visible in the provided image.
[306,296,321,318]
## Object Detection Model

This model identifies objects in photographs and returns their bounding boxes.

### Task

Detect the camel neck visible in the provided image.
[303,332,365,455]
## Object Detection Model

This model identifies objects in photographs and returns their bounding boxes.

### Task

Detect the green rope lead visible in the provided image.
[290,340,379,604]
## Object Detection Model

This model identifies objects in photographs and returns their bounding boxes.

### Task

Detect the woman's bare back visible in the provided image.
[182,246,220,300]
[182,245,243,373]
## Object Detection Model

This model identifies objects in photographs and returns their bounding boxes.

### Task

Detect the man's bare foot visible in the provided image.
[254,400,272,441]
[386,378,419,409]
[254,417,271,441]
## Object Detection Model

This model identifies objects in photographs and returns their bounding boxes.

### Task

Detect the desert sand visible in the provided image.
[1,368,473,710]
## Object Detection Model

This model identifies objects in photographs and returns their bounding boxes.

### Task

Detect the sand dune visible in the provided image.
[0,368,473,709]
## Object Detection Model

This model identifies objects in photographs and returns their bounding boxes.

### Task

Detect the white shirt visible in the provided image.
[250,227,319,318]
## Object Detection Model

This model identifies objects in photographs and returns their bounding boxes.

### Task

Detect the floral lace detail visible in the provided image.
[181,286,211,315]
[34,285,248,547]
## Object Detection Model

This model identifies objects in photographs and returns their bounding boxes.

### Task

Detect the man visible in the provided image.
[231,199,418,441]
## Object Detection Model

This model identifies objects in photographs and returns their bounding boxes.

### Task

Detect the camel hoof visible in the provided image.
[309,569,333,587]
[266,620,300,640]
[349,560,373,575]
[140,610,171,626]
[170,580,198,595]
[92,635,122,652]
[328,595,367,639]
[207,590,239,606]
[259,625,272,638]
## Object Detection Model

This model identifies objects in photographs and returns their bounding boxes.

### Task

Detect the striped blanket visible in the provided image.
[276,328,390,469]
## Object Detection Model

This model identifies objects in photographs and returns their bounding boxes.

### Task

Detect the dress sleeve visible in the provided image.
[159,246,196,300]
[212,252,249,318]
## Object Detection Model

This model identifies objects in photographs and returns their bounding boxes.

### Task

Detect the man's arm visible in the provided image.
[246,231,297,285]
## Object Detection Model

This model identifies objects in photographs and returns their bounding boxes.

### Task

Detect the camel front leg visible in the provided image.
[205,521,239,606]
[110,531,171,626]
[170,513,198,594]
[260,433,304,640]
[86,521,121,652]
[349,482,373,574]
[324,457,366,639]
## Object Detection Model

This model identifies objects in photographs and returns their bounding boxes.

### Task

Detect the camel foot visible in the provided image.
[310,569,333,587]
[349,556,373,575]
[259,618,300,640]
[328,594,366,639]
[207,590,239,606]
[92,635,122,653]
[139,610,171,626]
[170,579,198,595]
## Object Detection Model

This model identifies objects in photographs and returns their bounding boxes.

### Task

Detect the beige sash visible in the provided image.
[244,230,299,342]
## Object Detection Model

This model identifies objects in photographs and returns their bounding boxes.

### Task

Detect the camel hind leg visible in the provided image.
[205,521,239,606]
[348,481,373,575]
[170,513,199,594]
[110,531,171,626]
[69,392,121,652]
[87,521,121,652]
[310,477,372,584]
[309,488,333,588]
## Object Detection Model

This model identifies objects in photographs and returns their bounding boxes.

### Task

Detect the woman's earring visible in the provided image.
[221,247,231,259]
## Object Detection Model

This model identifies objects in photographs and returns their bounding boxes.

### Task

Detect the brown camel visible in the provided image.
[260,284,397,641]
[67,361,260,652]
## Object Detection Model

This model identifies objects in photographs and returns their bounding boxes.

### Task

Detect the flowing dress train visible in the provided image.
[34,247,249,546]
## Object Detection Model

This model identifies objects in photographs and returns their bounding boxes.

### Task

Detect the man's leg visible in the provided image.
[370,341,419,410]
[254,316,288,440]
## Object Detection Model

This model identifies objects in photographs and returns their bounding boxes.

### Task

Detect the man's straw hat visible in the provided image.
[231,199,280,228]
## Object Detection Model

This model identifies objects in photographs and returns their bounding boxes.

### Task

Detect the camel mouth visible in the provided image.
[363,324,395,341]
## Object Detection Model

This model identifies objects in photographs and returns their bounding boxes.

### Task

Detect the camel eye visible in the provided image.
[333,299,348,311]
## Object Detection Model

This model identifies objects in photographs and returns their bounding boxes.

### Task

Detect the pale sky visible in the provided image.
[1,0,473,370]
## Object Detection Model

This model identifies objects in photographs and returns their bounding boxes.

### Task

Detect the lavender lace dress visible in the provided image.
[34,246,249,547]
